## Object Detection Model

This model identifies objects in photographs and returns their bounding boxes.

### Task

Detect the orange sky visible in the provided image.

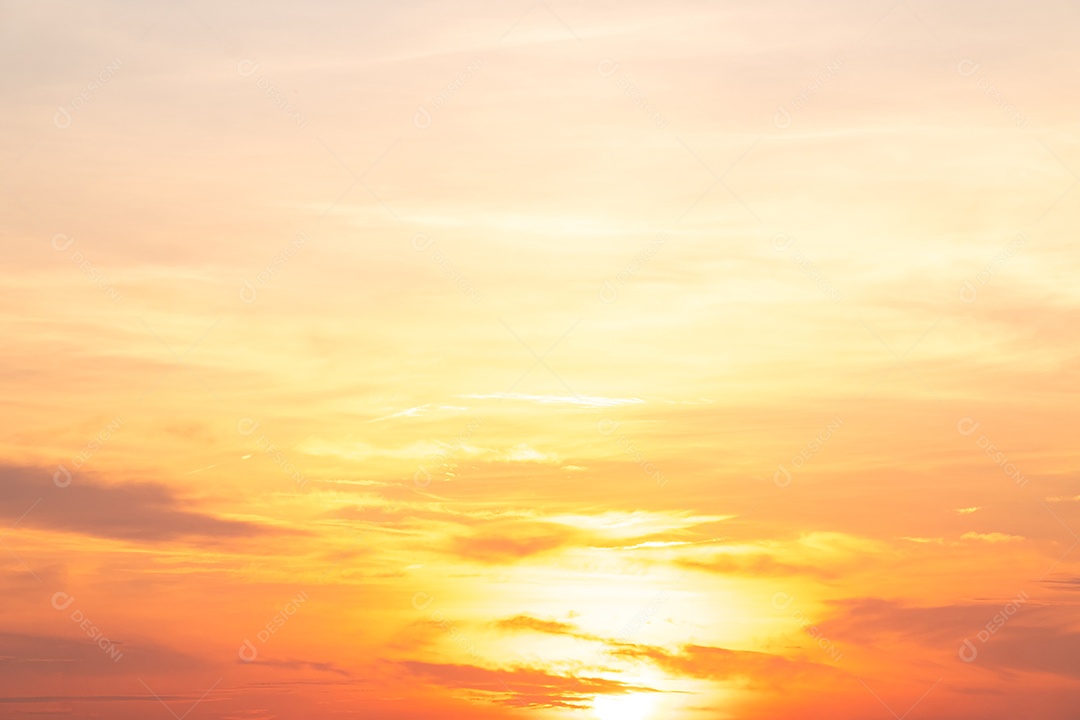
[3,1,1080,718]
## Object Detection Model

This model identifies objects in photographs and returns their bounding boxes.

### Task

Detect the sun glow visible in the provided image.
[4,2,1078,719]
[592,693,656,720]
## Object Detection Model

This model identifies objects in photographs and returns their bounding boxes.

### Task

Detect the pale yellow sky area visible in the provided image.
[2,1,1080,719]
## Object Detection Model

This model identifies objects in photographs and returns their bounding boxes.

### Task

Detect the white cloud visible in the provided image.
[460,392,644,408]
[961,532,1024,543]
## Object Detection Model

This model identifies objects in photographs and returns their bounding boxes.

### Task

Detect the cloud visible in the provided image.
[489,616,839,688]
[542,510,728,537]
[397,660,658,709]
[961,532,1024,543]
[240,658,351,677]
[499,444,559,463]
[458,393,645,408]
[821,595,1080,680]
[679,532,886,578]
[612,643,840,686]
[491,612,666,649]
[492,615,582,637]
[367,404,470,422]
[825,597,1008,643]
[0,465,290,543]
[489,615,611,645]
[0,695,188,703]
[365,507,740,564]
[974,627,1080,678]
[329,505,415,525]
[297,439,558,464]
[450,522,583,562]
[680,552,836,577]
[1042,577,1080,591]
[0,631,203,678]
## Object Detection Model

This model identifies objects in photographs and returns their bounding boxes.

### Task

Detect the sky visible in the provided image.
[2,0,1080,718]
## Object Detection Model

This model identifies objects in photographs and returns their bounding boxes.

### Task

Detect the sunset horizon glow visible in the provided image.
[3,1,1080,719]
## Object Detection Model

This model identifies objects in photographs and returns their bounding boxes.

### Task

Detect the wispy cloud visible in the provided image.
[459,393,645,408]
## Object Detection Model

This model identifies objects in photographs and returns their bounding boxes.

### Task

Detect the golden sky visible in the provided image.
[3,1,1080,718]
